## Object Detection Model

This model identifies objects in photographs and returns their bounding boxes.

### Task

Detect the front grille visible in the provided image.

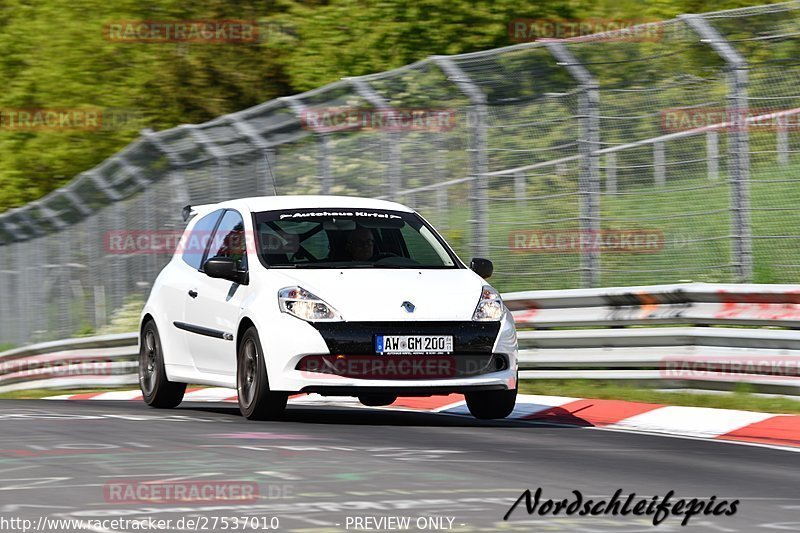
[309,321,501,355]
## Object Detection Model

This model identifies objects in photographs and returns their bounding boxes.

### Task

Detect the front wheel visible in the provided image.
[139,320,186,408]
[465,387,517,420]
[237,327,288,420]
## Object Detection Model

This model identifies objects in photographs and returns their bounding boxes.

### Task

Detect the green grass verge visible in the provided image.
[437,155,800,292]
[0,388,123,400]
[519,379,800,415]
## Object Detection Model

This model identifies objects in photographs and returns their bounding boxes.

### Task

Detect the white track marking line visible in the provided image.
[606,405,775,438]
[38,388,800,452]
[89,390,142,401]
[288,393,362,406]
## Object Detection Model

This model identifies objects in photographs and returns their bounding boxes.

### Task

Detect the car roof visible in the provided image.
[212,195,415,214]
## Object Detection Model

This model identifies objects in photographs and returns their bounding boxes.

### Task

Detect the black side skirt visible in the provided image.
[174,321,234,341]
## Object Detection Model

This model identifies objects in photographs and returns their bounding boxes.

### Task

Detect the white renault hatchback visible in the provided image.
[139,196,518,420]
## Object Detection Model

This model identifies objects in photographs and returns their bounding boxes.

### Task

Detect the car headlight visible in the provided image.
[278,286,343,322]
[472,285,504,321]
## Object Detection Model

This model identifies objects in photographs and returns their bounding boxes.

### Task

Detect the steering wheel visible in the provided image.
[374,254,419,266]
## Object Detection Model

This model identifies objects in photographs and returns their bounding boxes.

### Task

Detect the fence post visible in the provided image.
[349,78,402,200]
[544,41,601,288]
[188,127,229,200]
[436,148,449,229]
[681,14,751,282]
[654,142,666,186]
[707,131,719,180]
[514,172,526,206]
[777,127,789,165]
[318,134,333,194]
[433,56,489,260]
[281,97,332,194]
[605,152,617,195]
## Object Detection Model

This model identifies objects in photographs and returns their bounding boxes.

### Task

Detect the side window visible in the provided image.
[182,210,223,270]
[207,210,248,271]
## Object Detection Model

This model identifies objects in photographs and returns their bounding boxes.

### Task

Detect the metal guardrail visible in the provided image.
[0,333,138,393]
[507,283,800,394]
[1,283,799,395]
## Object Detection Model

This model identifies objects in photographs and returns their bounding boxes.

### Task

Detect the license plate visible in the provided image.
[375,335,453,354]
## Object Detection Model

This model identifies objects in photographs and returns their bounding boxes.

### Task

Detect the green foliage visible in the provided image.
[96,294,145,335]
[0,0,778,212]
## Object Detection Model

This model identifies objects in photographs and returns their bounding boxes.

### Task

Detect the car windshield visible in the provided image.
[254,208,459,269]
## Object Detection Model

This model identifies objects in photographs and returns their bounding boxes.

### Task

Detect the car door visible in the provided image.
[184,209,250,376]
[168,209,224,362]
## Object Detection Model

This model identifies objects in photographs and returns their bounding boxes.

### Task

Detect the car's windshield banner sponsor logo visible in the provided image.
[277,211,401,220]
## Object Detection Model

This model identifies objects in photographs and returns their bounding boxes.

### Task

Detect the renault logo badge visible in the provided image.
[401,301,415,313]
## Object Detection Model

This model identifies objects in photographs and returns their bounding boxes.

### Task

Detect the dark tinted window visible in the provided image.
[207,210,248,271]
[254,209,457,269]
[181,209,223,269]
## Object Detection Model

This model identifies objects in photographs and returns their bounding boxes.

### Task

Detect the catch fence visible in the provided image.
[2,3,800,345]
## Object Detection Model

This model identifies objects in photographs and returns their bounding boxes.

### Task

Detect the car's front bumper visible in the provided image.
[262,312,518,394]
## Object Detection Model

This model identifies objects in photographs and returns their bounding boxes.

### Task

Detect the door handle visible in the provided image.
[188,290,198,299]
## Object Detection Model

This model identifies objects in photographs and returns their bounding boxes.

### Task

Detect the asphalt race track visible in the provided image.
[0,399,797,533]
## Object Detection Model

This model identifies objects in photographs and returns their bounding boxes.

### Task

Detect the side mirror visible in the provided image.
[204,257,246,284]
[469,257,493,279]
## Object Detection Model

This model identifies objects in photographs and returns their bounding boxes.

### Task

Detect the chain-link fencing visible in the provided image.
[2,2,800,346]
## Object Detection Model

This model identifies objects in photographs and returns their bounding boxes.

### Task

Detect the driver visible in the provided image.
[344,225,376,261]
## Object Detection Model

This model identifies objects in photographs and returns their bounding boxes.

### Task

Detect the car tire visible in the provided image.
[465,387,517,420]
[358,394,397,407]
[237,326,288,420]
[139,320,186,408]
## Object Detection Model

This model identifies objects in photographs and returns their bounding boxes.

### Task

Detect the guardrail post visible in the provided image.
[681,14,752,282]
[545,41,600,287]
[433,56,489,260]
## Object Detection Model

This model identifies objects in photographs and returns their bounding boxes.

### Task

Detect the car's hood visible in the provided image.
[275,268,486,321]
